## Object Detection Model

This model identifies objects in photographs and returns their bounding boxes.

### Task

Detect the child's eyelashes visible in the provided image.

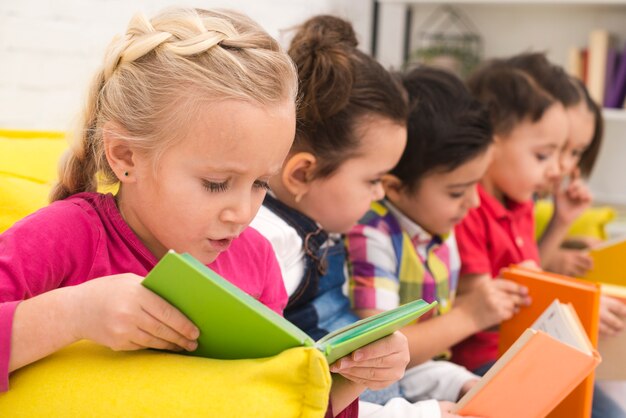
[535,153,549,162]
[202,179,229,193]
[448,192,464,199]
[253,180,271,191]
[368,178,382,185]
[201,179,270,193]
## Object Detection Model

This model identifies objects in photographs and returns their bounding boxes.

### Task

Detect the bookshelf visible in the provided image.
[372,0,626,207]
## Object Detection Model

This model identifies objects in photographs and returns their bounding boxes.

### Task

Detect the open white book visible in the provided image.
[454,299,600,418]
[531,299,594,355]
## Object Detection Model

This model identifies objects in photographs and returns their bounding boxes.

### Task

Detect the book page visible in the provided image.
[531,299,591,355]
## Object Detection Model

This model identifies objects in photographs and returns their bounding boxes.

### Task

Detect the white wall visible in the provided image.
[0,0,373,131]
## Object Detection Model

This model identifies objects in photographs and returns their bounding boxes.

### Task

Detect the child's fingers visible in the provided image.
[131,328,187,352]
[140,288,200,341]
[333,350,403,371]
[601,311,625,334]
[347,332,408,363]
[573,254,593,272]
[493,279,528,297]
[600,321,621,338]
[332,365,404,386]
[608,298,626,318]
[137,311,198,351]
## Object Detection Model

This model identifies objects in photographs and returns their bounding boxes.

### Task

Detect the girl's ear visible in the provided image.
[281,152,317,203]
[102,122,136,183]
[381,173,404,202]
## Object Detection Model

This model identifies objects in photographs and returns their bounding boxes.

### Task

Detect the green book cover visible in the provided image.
[142,250,437,364]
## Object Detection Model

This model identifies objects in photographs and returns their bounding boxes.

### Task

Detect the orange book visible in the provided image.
[581,237,626,286]
[498,267,600,418]
[455,300,601,418]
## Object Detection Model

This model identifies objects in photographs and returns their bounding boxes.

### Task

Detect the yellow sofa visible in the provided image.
[534,199,616,241]
[0,130,331,417]
[0,130,67,233]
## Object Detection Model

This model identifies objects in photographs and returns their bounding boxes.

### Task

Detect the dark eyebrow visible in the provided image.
[447,179,480,189]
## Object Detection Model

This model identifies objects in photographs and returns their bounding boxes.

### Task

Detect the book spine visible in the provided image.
[587,29,610,104]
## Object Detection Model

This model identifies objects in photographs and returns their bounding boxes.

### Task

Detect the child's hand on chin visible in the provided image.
[69,273,200,352]
[329,331,409,390]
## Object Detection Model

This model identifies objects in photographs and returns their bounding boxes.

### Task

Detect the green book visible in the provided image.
[142,250,437,364]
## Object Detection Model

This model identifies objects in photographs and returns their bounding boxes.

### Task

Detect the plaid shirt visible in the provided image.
[346,200,460,318]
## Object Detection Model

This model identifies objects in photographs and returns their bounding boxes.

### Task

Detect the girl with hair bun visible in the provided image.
[252,15,474,418]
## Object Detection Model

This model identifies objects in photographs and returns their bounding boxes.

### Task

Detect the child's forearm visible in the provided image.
[329,374,365,417]
[538,215,570,268]
[9,286,80,373]
[402,308,481,367]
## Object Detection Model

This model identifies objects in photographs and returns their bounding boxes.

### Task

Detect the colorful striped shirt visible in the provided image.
[346,200,460,318]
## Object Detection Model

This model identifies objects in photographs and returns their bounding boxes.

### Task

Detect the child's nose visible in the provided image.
[221,197,253,226]
[467,186,480,209]
[546,158,562,180]
[373,182,385,201]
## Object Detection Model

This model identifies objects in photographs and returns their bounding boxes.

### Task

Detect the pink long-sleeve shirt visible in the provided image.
[0,192,287,392]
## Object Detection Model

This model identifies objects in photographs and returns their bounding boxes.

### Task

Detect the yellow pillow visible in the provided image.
[534,200,616,241]
[0,130,67,233]
[0,341,331,418]
[0,130,119,232]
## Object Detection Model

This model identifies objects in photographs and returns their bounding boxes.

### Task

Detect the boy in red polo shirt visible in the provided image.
[452,63,568,374]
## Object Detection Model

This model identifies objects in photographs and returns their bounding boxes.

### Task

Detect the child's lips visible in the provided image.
[207,237,234,251]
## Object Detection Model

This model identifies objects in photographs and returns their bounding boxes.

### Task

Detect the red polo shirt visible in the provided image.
[451,184,540,372]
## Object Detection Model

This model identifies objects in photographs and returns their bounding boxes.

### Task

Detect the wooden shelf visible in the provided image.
[604,109,626,122]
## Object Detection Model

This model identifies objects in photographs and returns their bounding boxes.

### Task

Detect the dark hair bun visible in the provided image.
[289,15,359,122]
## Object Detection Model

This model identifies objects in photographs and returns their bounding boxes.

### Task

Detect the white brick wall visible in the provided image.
[0,0,373,131]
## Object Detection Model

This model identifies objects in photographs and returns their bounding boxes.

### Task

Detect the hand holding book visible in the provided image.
[142,250,437,364]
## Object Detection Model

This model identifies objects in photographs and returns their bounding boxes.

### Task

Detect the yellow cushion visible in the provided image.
[0,130,67,232]
[534,200,616,241]
[0,130,119,232]
[0,341,331,418]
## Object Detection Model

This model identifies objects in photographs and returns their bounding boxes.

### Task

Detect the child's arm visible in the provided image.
[356,274,528,367]
[542,248,593,277]
[347,221,527,366]
[538,171,592,270]
[399,360,478,403]
[8,273,199,375]
[328,331,410,416]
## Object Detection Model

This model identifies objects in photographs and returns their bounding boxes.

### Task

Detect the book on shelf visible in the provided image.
[568,46,584,81]
[569,29,626,109]
[454,299,601,418]
[605,44,626,108]
[587,29,611,104]
[142,250,437,364]
[581,236,626,286]
[498,266,601,418]
[603,48,619,108]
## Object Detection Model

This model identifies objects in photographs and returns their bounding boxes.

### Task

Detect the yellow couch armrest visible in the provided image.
[0,341,331,418]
